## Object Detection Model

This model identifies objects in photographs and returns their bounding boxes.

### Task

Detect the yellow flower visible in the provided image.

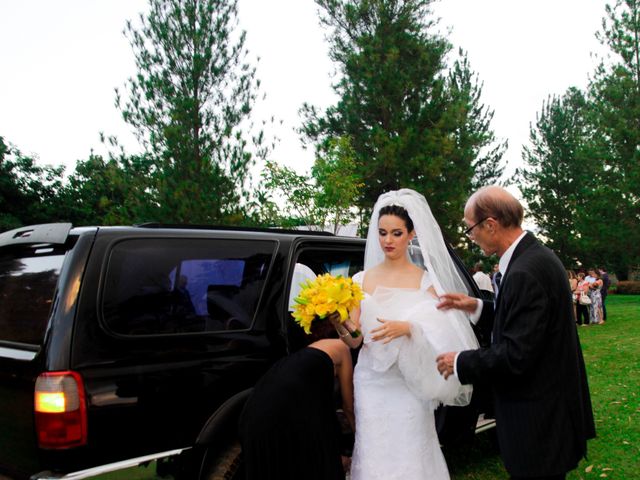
[292,273,364,333]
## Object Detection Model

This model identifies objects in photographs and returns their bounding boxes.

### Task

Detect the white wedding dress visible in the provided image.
[350,271,473,480]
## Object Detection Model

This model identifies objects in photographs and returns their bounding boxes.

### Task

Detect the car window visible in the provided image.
[0,247,64,346]
[101,238,276,336]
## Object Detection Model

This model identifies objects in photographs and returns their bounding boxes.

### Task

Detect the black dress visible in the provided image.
[239,347,344,480]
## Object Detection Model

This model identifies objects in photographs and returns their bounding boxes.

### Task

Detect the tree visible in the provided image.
[58,152,156,226]
[516,88,600,266]
[0,137,65,231]
[588,0,640,277]
[517,1,640,278]
[447,52,506,192]
[311,136,363,233]
[260,161,320,229]
[301,0,505,240]
[116,0,266,224]
[261,137,362,233]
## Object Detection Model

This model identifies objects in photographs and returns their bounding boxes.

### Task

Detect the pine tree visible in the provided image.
[0,137,65,231]
[516,88,600,266]
[116,0,265,224]
[588,0,640,277]
[301,0,504,239]
[59,153,155,226]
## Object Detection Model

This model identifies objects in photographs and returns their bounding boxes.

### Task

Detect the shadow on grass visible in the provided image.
[444,429,508,480]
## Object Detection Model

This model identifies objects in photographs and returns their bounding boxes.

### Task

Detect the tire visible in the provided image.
[202,441,242,480]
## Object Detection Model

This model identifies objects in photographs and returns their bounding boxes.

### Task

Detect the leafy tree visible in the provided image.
[58,153,155,226]
[116,0,266,224]
[311,137,363,233]
[260,161,320,229]
[261,137,362,233]
[0,137,65,231]
[301,0,505,240]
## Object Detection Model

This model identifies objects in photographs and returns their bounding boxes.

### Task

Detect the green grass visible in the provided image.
[447,294,640,480]
[90,464,159,480]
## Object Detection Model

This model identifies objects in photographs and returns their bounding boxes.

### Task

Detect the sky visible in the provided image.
[0,0,610,184]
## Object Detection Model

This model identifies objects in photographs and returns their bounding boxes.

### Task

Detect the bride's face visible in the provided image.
[378,214,415,260]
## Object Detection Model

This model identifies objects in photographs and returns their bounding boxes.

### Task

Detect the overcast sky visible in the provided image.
[0,0,609,182]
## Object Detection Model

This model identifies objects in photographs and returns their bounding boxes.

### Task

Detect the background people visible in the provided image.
[567,270,578,320]
[472,262,494,293]
[599,267,610,321]
[575,272,591,327]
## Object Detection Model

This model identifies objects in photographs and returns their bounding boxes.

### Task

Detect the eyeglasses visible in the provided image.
[464,217,489,237]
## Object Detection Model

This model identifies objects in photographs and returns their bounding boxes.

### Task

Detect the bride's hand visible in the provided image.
[371,318,411,344]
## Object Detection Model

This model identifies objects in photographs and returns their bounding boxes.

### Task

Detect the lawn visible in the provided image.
[446,294,640,480]
[95,295,640,480]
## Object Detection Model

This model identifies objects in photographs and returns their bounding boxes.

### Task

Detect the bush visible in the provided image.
[615,281,640,295]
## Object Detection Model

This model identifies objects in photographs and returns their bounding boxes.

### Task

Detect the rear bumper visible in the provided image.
[31,448,189,480]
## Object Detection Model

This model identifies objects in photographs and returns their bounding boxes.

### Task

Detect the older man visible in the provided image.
[436,186,595,480]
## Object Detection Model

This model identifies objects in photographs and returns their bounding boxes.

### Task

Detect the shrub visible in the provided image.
[615,281,640,295]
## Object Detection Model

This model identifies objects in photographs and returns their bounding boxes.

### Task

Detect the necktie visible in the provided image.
[494,271,502,296]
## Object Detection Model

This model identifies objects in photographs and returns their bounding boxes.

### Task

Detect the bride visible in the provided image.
[347,189,479,480]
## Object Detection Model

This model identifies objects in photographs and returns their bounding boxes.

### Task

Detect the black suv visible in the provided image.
[0,223,488,480]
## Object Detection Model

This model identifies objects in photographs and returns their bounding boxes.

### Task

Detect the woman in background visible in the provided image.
[568,269,578,320]
[575,272,591,326]
[588,269,604,325]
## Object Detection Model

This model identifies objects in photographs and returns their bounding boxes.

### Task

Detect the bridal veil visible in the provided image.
[363,188,479,406]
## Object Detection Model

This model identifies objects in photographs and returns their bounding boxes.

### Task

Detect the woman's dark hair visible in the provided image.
[306,316,339,343]
[378,205,414,232]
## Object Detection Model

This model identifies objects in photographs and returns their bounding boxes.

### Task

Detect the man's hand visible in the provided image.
[437,293,478,313]
[436,352,457,379]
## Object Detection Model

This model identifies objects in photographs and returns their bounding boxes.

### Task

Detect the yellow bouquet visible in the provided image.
[292,273,363,336]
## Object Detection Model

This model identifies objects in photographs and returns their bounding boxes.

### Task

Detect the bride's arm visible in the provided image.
[370,318,411,344]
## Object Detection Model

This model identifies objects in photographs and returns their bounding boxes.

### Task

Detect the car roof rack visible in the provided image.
[134,223,336,237]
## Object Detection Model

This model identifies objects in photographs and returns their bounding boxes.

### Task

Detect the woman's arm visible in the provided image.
[309,340,355,431]
[331,309,363,349]
[336,343,355,431]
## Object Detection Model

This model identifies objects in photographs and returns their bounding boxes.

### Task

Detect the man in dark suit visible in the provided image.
[436,186,595,480]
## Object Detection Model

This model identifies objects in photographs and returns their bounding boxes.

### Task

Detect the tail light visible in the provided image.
[34,371,88,449]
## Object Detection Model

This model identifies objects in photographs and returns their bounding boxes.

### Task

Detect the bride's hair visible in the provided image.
[378,205,414,232]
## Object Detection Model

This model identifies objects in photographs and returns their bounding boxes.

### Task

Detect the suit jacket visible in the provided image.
[458,233,595,477]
